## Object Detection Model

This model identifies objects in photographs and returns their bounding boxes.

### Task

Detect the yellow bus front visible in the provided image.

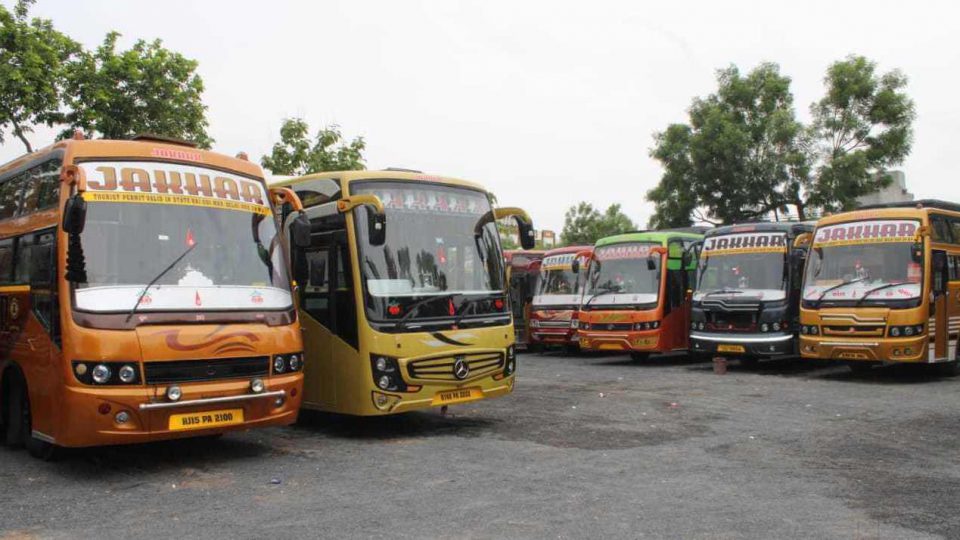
[281,172,528,415]
[799,211,957,368]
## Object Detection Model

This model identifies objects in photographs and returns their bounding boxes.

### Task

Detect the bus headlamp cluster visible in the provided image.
[570,319,579,329]
[504,346,517,376]
[759,322,786,333]
[691,321,706,331]
[580,322,591,330]
[272,353,304,374]
[800,325,820,335]
[72,361,141,386]
[530,319,541,328]
[634,321,660,331]
[371,355,407,392]
[889,325,924,337]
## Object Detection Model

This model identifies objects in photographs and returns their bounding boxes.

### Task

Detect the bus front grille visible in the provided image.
[144,356,270,385]
[407,353,504,381]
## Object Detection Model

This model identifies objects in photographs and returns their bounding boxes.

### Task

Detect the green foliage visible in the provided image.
[648,63,808,226]
[648,57,915,226]
[261,118,366,175]
[61,32,212,147]
[0,0,79,152]
[561,202,635,245]
[807,55,916,213]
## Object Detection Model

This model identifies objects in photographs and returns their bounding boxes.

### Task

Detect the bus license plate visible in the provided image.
[168,408,244,431]
[718,344,745,353]
[432,388,482,406]
[837,352,869,360]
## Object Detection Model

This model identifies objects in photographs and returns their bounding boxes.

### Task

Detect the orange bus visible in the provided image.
[529,245,593,351]
[0,135,307,458]
[574,230,703,360]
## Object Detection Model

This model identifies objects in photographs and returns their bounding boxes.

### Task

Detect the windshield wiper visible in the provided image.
[703,289,743,297]
[395,294,454,331]
[855,281,910,306]
[452,295,493,328]
[583,287,618,307]
[814,277,866,304]
[125,243,198,323]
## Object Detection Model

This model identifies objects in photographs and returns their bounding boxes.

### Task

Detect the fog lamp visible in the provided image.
[166,385,182,402]
[250,378,265,394]
[115,411,130,424]
[273,395,285,408]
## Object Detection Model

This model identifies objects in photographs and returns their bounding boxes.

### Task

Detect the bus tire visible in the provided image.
[3,372,28,448]
[630,352,650,362]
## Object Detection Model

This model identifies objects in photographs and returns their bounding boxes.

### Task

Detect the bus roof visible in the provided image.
[705,221,815,238]
[858,199,960,214]
[0,138,264,181]
[595,230,703,247]
[543,245,593,257]
[273,169,487,194]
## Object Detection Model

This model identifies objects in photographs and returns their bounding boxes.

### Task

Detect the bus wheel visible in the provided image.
[630,352,650,362]
[3,373,28,448]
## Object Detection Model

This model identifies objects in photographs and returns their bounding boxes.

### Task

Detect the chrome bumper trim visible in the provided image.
[690,333,793,343]
[818,342,880,347]
[139,390,285,411]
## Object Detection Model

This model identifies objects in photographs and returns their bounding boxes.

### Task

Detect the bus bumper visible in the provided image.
[369,375,515,415]
[690,332,795,357]
[53,374,303,448]
[799,336,929,363]
[578,331,660,352]
[531,328,577,345]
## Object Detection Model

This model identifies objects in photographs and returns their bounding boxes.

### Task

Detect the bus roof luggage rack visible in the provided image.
[382,167,423,173]
[858,199,960,213]
[130,133,199,148]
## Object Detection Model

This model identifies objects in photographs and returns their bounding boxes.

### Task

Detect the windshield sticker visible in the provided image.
[542,253,579,270]
[78,161,270,215]
[803,282,921,301]
[702,232,786,257]
[813,220,917,247]
[363,187,487,216]
[595,244,654,260]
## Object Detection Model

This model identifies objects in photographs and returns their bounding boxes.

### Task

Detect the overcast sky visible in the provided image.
[3,0,958,232]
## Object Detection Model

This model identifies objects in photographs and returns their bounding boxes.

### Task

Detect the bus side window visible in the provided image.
[0,173,25,220]
[0,238,13,283]
[26,231,59,342]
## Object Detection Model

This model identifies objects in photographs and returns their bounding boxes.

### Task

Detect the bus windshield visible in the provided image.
[695,232,787,301]
[534,253,583,307]
[352,181,505,320]
[74,162,291,313]
[802,219,922,305]
[584,242,660,306]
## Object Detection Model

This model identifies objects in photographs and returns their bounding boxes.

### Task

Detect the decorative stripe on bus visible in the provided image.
[0,285,30,293]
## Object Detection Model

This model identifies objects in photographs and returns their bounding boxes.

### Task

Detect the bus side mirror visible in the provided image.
[291,213,311,249]
[62,194,87,235]
[571,259,580,274]
[647,257,657,271]
[911,242,923,263]
[367,209,386,246]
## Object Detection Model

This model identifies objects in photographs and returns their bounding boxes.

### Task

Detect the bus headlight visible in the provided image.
[370,355,407,392]
[889,325,924,337]
[760,323,770,333]
[273,356,286,374]
[570,319,579,329]
[118,364,137,384]
[772,322,782,332]
[92,364,112,384]
[504,346,517,376]
[288,354,302,371]
[530,319,541,328]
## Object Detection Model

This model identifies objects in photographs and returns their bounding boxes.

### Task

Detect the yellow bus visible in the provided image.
[274,169,534,415]
[799,200,960,374]
[0,134,308,458]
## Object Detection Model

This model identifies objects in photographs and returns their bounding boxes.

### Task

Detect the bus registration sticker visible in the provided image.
[718,344,746,353]
[168,408,244,431]
[432,388,483,406]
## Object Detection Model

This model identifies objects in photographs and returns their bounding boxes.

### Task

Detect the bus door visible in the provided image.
[932,250,950,360]
[664,240,689,350]
[296,220,361,410]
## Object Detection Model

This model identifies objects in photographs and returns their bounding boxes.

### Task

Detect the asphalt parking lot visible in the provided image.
[2,351,959,539]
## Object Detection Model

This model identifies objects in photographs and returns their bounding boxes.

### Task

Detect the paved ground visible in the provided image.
[2,351,960,539]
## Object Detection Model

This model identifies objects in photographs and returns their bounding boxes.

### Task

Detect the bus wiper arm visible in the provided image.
[125,244,197,323]
[854,281,909,306]
[583,288,617,307]
[703,289,743,297]
[815,277,865,303]
[396,294,454,331]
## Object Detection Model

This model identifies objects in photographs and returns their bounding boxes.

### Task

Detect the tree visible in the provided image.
[806,55,915,213]
[261,118,366,175]
[647,63,808,226]
[61,32,212,147]
[647,57,915,226]
[560,202,635,245]
[0,0,79,152]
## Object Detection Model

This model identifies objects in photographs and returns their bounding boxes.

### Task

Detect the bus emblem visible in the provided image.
[8,298,20,320]
[453,357,470,380]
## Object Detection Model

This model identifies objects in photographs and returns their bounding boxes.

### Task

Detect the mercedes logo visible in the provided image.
[453,357,470,380]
